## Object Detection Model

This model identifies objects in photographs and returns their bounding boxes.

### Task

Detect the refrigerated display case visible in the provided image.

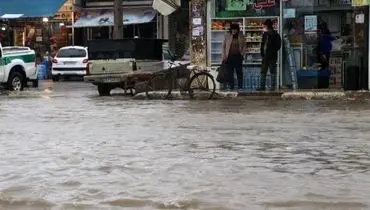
[210,18,243,65]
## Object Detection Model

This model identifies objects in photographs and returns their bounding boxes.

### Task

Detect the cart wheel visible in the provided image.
[178,77,190,96]
[129,88,136,96]
[166,72,189,98]
[188,72,216,100]
[145,73,171,99]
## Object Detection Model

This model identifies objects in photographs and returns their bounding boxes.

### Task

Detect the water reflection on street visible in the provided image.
[0,81,370,210]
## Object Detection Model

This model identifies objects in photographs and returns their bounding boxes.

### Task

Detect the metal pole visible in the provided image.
[278,0,283,92]
[7,19,11,46]
[113,0,123,39]
[72,11,75,45]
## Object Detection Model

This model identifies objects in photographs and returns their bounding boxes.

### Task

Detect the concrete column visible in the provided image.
[157,14,169,39]
[189,0,207,67]
[163,15,169,39]
[168,13,177,54]
[113,0,123,39]
[157,14,161,39]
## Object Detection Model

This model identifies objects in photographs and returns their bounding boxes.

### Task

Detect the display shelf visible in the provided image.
[211,18,243,31]
[211,30,229,32]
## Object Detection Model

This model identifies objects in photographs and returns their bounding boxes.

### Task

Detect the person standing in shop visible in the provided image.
[222,23,245,90]
[259,19,281,91]
[317,23,334,70]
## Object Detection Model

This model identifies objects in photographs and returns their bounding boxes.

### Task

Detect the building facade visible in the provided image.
[72,0,160,46]
[0,0,72,56]
[72,0,190,59]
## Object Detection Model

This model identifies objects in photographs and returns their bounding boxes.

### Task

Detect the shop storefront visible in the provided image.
[0,0,71,56]
[282,0,369,90]
[195,0,370,90]
[71,7,158,44]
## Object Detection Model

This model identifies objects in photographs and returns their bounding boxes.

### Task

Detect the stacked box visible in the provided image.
[329,56,343,89]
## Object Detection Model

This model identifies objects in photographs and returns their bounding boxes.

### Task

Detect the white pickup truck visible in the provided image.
[0,43,38,91]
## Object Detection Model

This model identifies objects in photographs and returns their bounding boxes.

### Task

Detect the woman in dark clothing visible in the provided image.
[317,23,335,69]
[222,23,245,90]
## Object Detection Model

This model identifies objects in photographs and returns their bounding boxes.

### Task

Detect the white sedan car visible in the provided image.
[52,46,88,81]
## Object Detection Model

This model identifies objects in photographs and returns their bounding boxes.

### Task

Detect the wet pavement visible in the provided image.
[1,81,370,210]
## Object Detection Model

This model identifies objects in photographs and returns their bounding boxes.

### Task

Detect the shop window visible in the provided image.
[208,0,369,89]
[124,25,134,38]
[282,1,369,89]
[137,23,156,38]
[92,26,109,39]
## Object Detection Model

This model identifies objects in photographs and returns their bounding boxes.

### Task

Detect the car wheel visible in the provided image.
[7,72,25,91]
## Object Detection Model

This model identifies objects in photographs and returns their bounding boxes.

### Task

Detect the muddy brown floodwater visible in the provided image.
[0,81,370,210]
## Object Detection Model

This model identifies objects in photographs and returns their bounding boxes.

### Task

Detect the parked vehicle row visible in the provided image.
[0,41,194,97]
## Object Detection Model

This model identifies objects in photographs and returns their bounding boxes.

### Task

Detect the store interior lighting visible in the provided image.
[42,17,49,22]
[59,23,65,26]
[1,27,5,31]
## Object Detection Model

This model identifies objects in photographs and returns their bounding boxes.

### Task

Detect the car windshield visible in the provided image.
[57,48,86,58]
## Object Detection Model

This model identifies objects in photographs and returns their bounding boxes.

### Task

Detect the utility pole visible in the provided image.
[113,0,123,39]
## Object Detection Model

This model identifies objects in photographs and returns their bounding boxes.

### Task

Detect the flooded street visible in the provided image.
[1,81,370,210]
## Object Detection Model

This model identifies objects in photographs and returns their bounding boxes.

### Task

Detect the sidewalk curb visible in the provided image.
[280,91,370,100]
[281,92,346,100]
[132,90,370,100]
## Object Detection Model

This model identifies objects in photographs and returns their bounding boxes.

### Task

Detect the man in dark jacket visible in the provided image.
[259,19,281,91]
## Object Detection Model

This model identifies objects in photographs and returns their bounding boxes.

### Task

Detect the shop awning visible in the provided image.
[1,14,24,19]
[152,0,181,16]
[0,0,66,18]
[72,8,156,28]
